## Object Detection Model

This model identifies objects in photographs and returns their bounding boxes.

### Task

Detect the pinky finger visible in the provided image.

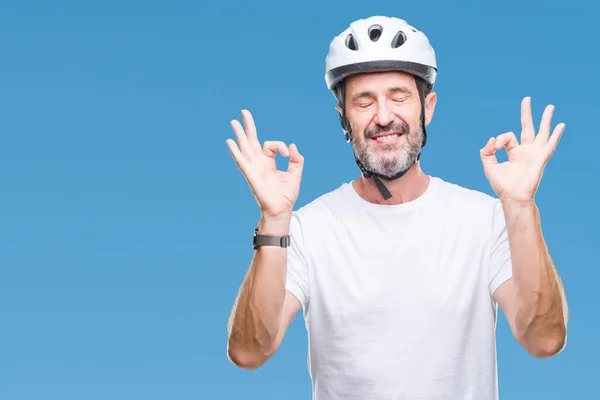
[544,123,565,158]
[226,138,251,175]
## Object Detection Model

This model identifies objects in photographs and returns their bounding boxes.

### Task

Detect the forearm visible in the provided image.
[227,215,290,367]
[503,200,568,356]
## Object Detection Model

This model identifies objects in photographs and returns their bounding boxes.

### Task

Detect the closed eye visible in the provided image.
[392,96,410,103]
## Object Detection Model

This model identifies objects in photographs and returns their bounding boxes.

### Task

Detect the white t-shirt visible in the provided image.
[285,176,513,400]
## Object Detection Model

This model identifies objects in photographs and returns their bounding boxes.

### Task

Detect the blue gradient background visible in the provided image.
[0,1,597,399]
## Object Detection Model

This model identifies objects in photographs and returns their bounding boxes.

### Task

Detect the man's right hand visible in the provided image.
[226,109,304,221]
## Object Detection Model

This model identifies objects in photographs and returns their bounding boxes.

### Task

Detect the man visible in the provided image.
[225,15,568,400]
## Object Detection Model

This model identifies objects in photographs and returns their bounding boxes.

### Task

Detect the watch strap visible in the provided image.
[253,228,290,250]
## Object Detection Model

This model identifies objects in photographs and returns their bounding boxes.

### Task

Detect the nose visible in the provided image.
[374,102,394,126]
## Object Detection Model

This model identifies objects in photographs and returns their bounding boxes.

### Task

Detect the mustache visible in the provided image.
[364,121,410,139]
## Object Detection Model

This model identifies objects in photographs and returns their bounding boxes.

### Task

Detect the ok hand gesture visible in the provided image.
[226,110,304,219]
[480,97,565,205]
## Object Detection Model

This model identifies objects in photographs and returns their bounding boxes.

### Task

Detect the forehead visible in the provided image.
[345,71,416,97]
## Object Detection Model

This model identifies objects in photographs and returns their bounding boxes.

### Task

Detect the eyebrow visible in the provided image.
[350,86,413,102]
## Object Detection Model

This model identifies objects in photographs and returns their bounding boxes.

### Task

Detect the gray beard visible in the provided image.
[352,125,423,179]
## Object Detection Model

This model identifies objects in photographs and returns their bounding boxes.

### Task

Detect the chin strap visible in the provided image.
[338,77,429,201]
[353,154,408,200]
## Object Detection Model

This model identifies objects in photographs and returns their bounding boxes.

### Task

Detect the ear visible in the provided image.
[424,91,437,126]
[335,104,343,116]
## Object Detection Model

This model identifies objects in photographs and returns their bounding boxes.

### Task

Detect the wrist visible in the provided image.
[500,196,537,211]
[258,213,292,235]
[501,197,539,222]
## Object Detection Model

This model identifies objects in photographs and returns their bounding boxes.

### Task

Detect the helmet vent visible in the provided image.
[345,34,358,50]
[391,31,407,48]
[368,25,382,42]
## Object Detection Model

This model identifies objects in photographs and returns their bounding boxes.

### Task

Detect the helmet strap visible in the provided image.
[415,76,428,152]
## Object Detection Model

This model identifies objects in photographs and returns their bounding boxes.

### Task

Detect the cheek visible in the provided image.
[349,117,369,136]
[395,111,421,134]
[392,105,418,122]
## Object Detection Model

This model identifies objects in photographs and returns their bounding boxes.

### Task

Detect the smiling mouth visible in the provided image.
[370,132,404,143]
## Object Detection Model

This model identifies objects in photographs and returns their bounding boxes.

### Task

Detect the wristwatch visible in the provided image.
[253,228,291,250]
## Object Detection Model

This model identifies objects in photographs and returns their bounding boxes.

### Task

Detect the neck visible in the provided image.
[352,163,430,205]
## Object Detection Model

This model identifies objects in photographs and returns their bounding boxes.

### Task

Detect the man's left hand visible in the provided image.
[480,96,565,205]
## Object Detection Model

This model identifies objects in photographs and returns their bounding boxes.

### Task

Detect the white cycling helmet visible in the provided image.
[325,16,437,92]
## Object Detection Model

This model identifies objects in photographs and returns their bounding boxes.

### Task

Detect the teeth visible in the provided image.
[375,134,399,142]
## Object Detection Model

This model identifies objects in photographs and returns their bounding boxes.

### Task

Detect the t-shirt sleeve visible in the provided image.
[285,212,310,307]
[489,199,513,296]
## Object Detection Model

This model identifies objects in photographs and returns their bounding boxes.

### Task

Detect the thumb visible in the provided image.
[287,143,304,178]
[480,137,498,167]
